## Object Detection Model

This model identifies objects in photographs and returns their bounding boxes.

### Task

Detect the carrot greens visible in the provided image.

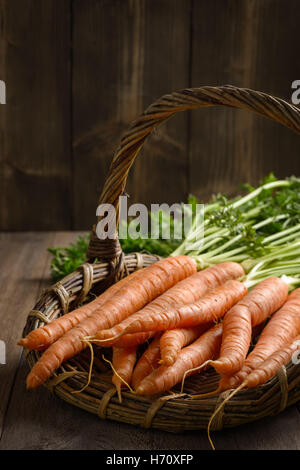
[173,174,300,271]
[48,173,300,281]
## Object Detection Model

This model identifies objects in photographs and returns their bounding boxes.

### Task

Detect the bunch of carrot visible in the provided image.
[19,255,300,409]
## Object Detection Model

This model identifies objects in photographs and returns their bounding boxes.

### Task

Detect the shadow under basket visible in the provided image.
[22,85,300,433]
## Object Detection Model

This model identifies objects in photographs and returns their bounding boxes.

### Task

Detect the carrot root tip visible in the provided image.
[102,354,136,395]
[191,387,221,399]
[158,359,169,366]
[135,386,144,395]
[26,372,43,390]
[84,334,123,345]
[207,382,246,450]
[71,338,95,394]
[180,360,212,394]
[115,384,123,403]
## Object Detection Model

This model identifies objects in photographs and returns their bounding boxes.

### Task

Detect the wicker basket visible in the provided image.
[23,85,300,433]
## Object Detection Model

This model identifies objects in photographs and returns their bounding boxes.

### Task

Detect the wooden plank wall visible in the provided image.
[0,0,299,230]
[0,0,72,230]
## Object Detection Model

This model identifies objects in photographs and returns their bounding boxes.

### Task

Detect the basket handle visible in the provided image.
[87,85,300,263]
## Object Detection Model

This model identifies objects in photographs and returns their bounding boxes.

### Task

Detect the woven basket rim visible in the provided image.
[23,253,300,433]
[23,85,300,432]
[86,84,300,264]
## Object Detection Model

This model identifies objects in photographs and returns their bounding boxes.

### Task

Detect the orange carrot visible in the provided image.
[93,262,245,342]
[96,280,247,341]
[207,334,300,450]
[241,334,300,389]
[111,346,137,402]
[111,331,155,348]
[131,335,162,390]
[159,324,213,366]
[219,288,300,391]
[136,323,223,396]
[210,277,288,375]
[26,255,196,389]
[18,268,145,351]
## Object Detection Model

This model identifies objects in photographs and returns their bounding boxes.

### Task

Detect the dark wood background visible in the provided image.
[0,0,299,231]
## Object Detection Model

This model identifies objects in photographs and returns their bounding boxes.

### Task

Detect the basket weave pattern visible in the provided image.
[23,86,300,432]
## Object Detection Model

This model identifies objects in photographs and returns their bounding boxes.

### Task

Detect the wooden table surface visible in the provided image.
[1,231,300,451]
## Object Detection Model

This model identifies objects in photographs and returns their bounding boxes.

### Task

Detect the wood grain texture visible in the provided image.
[190,0,261,200]
[0,231,55,437]
[72,0,127,230]
[0,0,299,229]
[0,231,85,443]
[0,232,300,450]
[0,0,72,230]
[72,0,191,229]
[248,0,300,182]
[189,0,300,201]
[124,0,191,209]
